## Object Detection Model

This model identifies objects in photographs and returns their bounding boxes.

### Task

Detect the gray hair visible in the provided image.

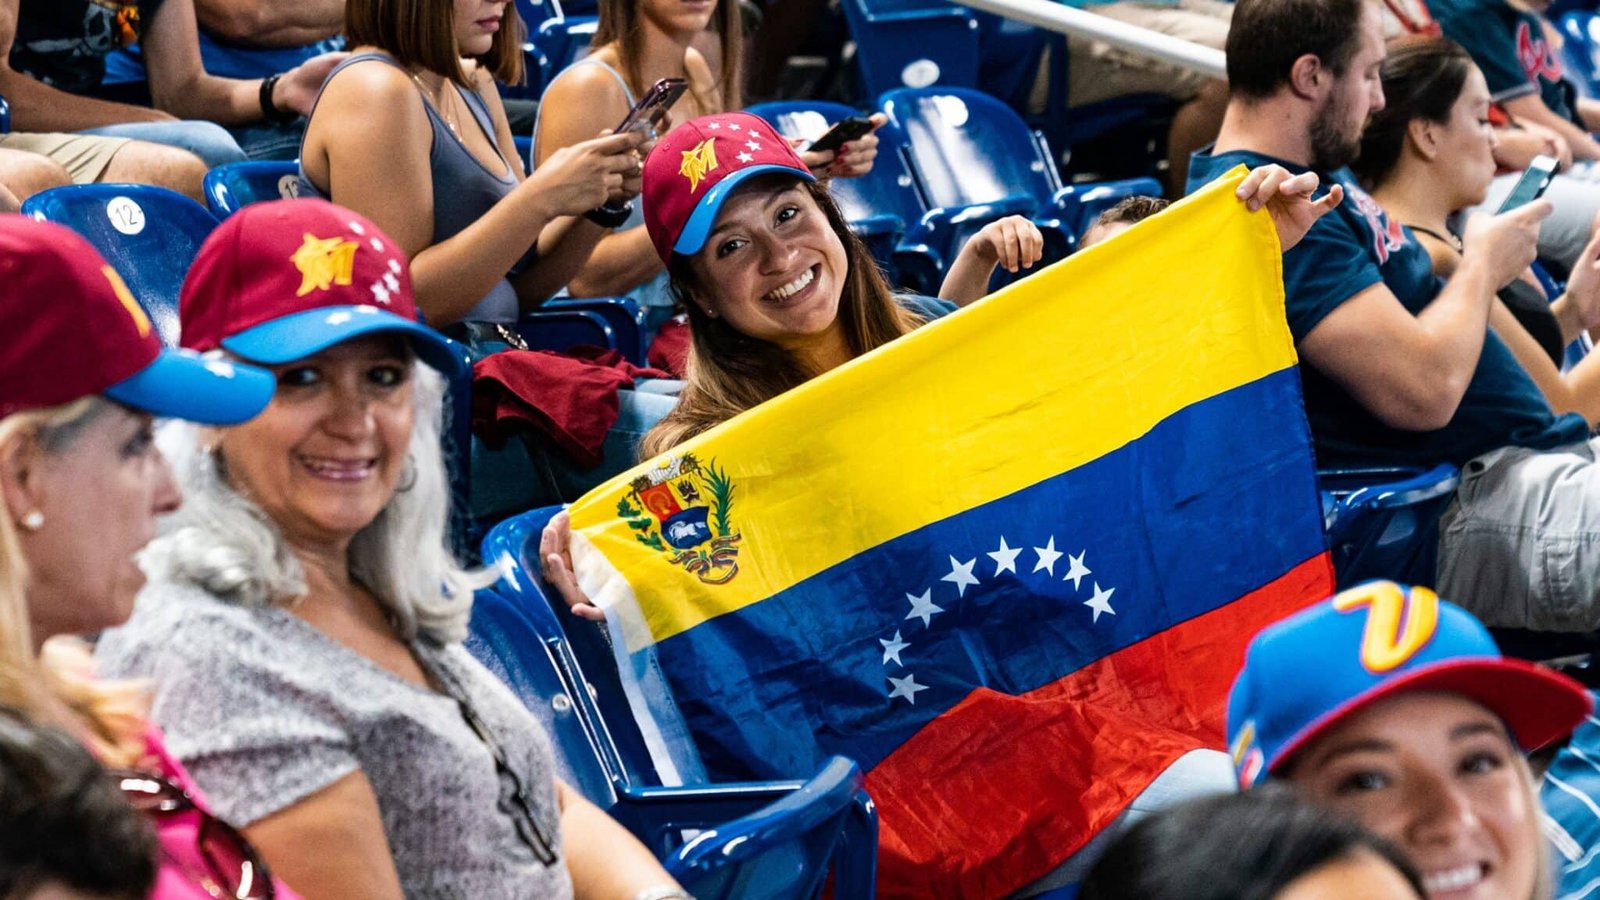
[142,363,494,645]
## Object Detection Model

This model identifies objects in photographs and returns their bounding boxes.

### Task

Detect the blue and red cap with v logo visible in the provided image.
[1227,581,1591,788]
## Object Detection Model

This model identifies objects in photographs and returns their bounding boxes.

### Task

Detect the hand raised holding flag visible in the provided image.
[541,510,607,623]
[1235,165,1344,252]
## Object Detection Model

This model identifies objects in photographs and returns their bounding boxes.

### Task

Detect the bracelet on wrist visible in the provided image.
[584,201,633,229]
[258,73,296,124]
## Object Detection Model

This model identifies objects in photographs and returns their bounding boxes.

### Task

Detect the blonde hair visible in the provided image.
[0,398,149,767]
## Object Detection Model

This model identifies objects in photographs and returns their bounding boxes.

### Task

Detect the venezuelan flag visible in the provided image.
[567,168,1334,897]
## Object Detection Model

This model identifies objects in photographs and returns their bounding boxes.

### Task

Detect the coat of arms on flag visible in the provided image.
[566,168,1334,896]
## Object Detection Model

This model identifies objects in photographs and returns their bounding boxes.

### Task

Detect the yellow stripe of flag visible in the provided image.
[569,167,1292,644]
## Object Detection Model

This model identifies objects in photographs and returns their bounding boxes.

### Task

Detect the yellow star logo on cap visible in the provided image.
[680,138,719,192]
[290,233,359,297]
[101,265,150,338]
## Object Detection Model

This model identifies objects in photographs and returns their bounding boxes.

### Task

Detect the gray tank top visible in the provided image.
[301,52,521,323]
[533,58,675,314]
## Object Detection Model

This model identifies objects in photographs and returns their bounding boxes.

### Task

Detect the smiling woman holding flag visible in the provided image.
[542,110,1343,619]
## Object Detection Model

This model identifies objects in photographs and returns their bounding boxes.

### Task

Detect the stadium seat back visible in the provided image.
[1561,11,1600,98]
[23,184,219,347]
[202,161,302,218]
[0,94,9,133]
[1057,176,1166,238]
[747,100,921,229]
[839,0,979,101]
[1318,464,1460,590]
[880,86,1060,213]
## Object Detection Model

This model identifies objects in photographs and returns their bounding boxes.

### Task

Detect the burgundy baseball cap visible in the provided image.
[0,215,273,424]
[179,198,464,377]
[642,111,815,263]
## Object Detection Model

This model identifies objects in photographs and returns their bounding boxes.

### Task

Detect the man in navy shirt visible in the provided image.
[1188,0,1600,631]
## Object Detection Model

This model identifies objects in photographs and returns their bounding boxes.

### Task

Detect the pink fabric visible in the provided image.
[143,725,302,900]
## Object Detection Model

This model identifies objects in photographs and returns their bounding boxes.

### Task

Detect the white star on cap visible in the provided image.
[325,311,353,325]
[202,360,237,379]
[726,121,742,132]
[388,259,402,274]
[370,281,391,305]
[348,221,365,234]
[356,306,380,314]
[383,271,400,292]
[745,139,762,152]
[369,238,384,252]
[737,151,753,163]
[707,121,721,130]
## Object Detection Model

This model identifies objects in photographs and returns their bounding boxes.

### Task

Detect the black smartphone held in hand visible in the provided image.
[1497,155,1559,213]
[807,115,875,154]
[616,77,688,137]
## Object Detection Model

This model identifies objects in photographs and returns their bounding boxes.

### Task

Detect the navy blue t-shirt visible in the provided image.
[11,0,166,94]
[1187,147,1587,469]
[1428,0,1577,125]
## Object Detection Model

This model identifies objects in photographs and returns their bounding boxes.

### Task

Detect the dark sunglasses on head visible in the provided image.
[109,769,276,900]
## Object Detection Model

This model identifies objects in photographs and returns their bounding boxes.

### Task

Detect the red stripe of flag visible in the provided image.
[865,552,1334,898]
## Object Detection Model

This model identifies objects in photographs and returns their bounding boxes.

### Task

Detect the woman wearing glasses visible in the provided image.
[0,216,287,899]
[97,199,686,900]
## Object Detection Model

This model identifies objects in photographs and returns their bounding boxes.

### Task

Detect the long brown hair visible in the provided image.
[591,0,743,113]
[641,178,922,456]
[346,0,526,86]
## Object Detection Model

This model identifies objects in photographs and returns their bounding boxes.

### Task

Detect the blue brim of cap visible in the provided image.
[104,347,275,426]
[673,164,817,257]
[219,306,467,378]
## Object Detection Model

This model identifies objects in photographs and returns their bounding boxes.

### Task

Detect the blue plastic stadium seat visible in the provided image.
[202,160,302,218]
[544,296,648,364]
[23,184,219,347]
[840,0,979,101]
[879,86,1077,288]
[517,308,619,355]
[0,93,9,133]
[1057,177,1166,239]
[1561,11,1600,99]
[1318,464,1460,591]
[466,518,879,897]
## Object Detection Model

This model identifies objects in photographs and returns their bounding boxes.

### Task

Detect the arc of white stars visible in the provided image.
[880,630,909,666]
[888,673,929,705]
[987,536,1021,575]
[1033,536,1063,575]
[941,555,979,598]
[1084,582,1116,623]
[1063,550,1091,590]
[904,589,943,627]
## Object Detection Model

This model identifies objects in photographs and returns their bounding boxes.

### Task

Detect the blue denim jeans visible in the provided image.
[225,119,306,162]
[81,120,246,168]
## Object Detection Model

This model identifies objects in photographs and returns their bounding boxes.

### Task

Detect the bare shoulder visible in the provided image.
[317,55,418,112]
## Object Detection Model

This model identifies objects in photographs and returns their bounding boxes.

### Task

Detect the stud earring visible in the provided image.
[18,510,43,531]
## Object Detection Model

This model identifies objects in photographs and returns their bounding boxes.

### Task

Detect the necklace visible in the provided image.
[1404,223,1463,253]
[407,70,461,138]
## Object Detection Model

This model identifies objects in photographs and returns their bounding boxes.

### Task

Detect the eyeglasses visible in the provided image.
[109,769,277,900]
[453,695,561,866]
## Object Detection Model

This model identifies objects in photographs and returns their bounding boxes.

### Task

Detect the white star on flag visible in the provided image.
[941,555,979,597]
[745,139,762,151]
[904,589,943,627]
[888,673,929,705]
[987,536,1021,575]
[737,151,753,163]
[1033,537,1062,575]
[1084,582,1116,623]
[1063,550,1091,590]
[880,630,910,666]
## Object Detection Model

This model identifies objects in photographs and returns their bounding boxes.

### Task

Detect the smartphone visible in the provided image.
[616,77,688,137]
[807,115,875,154]
[1497,154,1559,213]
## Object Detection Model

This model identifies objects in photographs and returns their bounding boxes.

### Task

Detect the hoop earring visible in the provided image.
[396,455,417,493]
[18,510,43,532]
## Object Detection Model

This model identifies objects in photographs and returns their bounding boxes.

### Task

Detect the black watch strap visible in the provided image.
[584,201,633,228]
[259,74,296,124]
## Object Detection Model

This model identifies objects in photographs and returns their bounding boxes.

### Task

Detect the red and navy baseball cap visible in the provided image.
[179,198,464,377]
[1227,581,1590,789]
[642,111,815,263]
[0,215,272,424]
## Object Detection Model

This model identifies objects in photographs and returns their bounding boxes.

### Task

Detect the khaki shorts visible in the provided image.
[0,131,131,184]
[1031,0,1231,109]
[1436,438,1600,631]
